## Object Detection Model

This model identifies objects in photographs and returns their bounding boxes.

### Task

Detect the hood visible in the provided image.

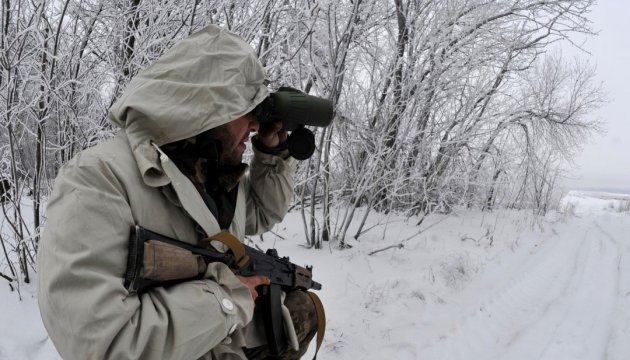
[108,25,269,186]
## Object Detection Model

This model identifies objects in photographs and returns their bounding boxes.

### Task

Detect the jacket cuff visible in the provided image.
[252,146,297,175]
[251,135,290,159]
[203,262,255,335]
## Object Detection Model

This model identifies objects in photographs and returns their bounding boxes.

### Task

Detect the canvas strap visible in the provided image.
[306,291,326,360]
[202,231,250,269]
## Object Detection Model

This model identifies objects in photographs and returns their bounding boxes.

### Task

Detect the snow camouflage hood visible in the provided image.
[108,25,270,186]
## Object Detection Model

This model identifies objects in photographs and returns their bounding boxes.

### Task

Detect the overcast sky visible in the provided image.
[562,2,630,192]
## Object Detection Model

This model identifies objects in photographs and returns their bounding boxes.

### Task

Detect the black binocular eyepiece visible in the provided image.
[253,87,334,160]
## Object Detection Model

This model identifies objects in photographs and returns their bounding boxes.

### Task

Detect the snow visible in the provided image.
[1,191,629,360]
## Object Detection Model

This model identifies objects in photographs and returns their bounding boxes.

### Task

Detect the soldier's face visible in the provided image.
[214,113,259,165]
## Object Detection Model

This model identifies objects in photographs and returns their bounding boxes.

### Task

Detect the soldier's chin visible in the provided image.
[220,149,244,166]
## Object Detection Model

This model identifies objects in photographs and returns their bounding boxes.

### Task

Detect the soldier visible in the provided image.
[38,25,318,359]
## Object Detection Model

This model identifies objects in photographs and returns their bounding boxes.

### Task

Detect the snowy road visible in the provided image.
[419,215,629,360]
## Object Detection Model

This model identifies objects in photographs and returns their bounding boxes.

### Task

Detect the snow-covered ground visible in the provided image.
[1,191,629,359]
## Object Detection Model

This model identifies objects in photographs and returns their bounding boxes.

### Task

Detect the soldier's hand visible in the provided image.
[236,275,271,301]
[257,120,287,148]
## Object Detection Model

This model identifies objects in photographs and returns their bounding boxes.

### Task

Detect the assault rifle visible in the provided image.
[124,225,322,355]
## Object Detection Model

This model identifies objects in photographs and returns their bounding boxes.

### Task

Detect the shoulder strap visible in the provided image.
[306,291,326,360]
[203,231,250,269]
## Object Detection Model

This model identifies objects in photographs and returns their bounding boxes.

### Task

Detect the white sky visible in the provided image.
[563,2,630,192]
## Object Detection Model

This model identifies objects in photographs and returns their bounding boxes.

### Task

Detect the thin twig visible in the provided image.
[268,229,286,240]
[368,243,404,256]
[0,271,14,282]
[368,213,450,256]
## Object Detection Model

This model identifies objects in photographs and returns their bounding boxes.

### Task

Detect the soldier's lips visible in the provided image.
[238,138,248,152]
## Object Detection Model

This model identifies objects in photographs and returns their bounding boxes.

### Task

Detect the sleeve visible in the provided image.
[244,144,297,235]
[37,154,254,360]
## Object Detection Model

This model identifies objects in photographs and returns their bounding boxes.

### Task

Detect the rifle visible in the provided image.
[124,225,322,356]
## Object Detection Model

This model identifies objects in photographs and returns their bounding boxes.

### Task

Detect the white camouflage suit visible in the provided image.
[38,25,299,359]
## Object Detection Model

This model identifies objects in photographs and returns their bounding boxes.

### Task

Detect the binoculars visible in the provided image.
[253,87,334,160]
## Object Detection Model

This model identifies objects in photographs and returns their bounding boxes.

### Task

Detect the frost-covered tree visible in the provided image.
[0,0,603,285]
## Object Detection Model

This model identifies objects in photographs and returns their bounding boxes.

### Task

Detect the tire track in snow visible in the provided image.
[596,220,630,360]
[419,219,620,360]
[503,220,619,360]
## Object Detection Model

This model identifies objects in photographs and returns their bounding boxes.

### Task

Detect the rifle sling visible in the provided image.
[306,291,326,360]
[203,231,250,269]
